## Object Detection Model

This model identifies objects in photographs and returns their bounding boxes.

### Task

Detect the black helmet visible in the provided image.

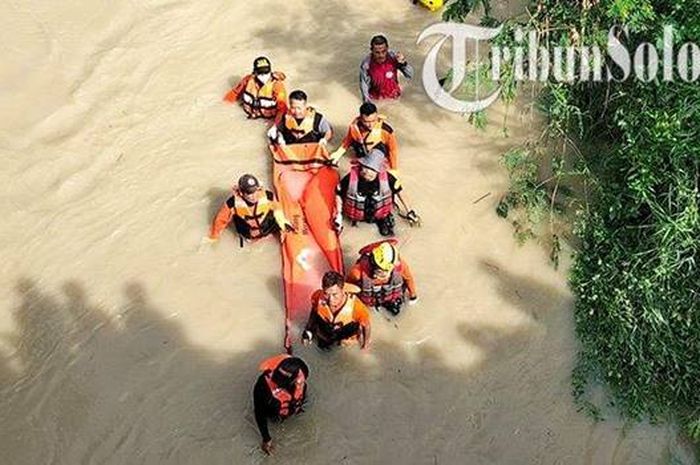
[238,174,260,194]
[253,56,272,74]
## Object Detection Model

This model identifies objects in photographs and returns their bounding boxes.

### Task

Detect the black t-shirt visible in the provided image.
[337,172,402,199]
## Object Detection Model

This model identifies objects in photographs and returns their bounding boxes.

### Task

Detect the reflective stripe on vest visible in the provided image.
[342,166,393,222]
[241,76,280,118]
[271,142,330,171]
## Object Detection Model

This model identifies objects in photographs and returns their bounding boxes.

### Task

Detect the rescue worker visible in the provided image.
[334,149,420,236]
[360,35,414,102]
[302,271,371,350]
[253,354,309,455]
[208,174,293,244]
[267,90,333,147]
[223,56,287,121]
[329,102,400,170]
[347,240,418,315]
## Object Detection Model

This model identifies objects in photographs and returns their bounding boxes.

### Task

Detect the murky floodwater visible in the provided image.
[0,1,695,464]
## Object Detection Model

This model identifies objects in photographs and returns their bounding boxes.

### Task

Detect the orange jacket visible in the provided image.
[310,289,371,330]
[224,72,287,120]
[209,189,283,239]
[347,258,417,299]
[340,116,399,170]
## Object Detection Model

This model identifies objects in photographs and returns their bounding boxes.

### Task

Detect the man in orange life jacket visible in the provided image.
[347,240,419,315]
[208,174,293,243]
[302,271,371,350]
[360,35,414,102]
[253,354,309,455]
[334,149,420,237]
[267,90,333,147]
[329,102,400,170]
[223,56,287,121]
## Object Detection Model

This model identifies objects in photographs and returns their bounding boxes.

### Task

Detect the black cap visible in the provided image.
[253,56,271,74]
[238,174,260,194]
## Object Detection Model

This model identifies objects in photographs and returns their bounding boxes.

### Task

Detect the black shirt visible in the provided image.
[253,359,310,442]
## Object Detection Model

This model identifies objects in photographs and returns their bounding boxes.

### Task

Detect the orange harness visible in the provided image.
[240,73,285,119]
[259,354,306,419]
[231,190,275,239]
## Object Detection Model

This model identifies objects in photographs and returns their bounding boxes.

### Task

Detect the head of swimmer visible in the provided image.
[370,35,389,64]
[272,357,303,391]
[288,90,309,120]
[359,165,379,182]
[358,102,378,131]
[322,271,347,310]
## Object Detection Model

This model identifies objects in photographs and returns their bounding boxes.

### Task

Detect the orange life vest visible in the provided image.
[347,115,391,159]
[315,293,360,328]
[279,107,325,145]
[241,72,285,119]
[316,285,362,334]
[259,354,306,419]
[232,189,275,239]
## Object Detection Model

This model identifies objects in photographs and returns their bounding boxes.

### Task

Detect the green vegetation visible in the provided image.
[444,0,700,447]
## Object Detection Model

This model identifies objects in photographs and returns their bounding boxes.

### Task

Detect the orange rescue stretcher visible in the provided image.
[269,142,343,350]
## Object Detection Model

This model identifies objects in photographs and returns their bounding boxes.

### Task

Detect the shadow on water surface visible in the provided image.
[0,275,690,465]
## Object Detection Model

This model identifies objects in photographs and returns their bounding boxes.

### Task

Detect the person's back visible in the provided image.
[253,354,309,455]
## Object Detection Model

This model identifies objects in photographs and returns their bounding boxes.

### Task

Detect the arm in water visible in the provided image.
[354,301,372,350]
[223,75,250,103]
[253,376,274,449]
[394,187,421,226]
[329,125,353,164]
[209,197,235,240]
[359,57,372,103]
[400,260,418,301]
[270,194,295,233]
[318,115,333,146]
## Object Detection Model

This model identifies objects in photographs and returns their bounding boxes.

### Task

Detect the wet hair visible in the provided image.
[273,357,305,389]
[321,271,345,290]
[370,35,389,48]
[278,357,304,377]
[359,102,377,116]
[289,90,308,102]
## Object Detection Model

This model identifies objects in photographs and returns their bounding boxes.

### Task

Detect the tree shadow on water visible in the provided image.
[0,279,281,464]
[0,276,682,464]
